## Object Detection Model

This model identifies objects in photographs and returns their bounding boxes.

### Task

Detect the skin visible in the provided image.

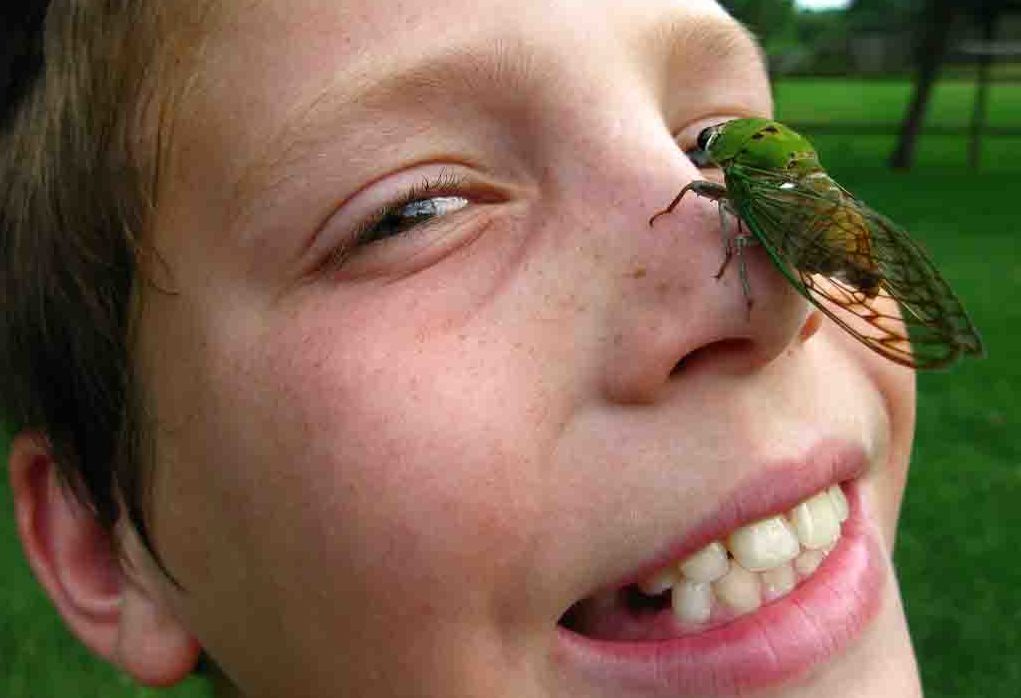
[9,1,923,696]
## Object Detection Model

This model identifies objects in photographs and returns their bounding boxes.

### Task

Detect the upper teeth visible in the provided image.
[679,541,728,582]
[639,484,849,624]
[726,514,800,571]
[789,490,843,550]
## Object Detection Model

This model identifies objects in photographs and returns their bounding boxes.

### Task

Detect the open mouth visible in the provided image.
[559,484,849,640]
[553,442,887,696]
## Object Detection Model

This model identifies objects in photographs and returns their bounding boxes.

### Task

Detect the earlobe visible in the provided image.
[7,431,201,686]
[115,570,204,686]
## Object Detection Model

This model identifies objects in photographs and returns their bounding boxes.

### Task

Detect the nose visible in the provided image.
[599,147,815,404]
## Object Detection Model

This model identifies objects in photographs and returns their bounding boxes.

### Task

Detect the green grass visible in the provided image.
[2,78,1019,696]
[776,77,1021,129]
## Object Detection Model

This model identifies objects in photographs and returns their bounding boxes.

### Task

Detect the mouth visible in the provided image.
[554,441,887,696]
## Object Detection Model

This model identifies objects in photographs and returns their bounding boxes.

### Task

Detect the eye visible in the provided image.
[354,171,471,248]
[357,193,469,246]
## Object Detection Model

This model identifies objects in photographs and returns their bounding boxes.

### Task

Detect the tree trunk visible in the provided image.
[890,0,958,170]
[968,9,999,168]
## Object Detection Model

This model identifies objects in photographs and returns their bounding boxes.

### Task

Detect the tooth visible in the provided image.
[828,485,849,522]
[713,562,761,614]
[672,579,712,624]
[638,566,681,595]
[794,548,825,576]
[678,541,729,582]
[761,562,796,600]
[726,515,800,572]
[789,491,841,549]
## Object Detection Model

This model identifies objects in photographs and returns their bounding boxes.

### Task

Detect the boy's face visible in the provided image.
[138,0,919,695]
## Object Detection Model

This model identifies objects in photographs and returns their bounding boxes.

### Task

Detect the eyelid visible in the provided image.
[306,165,469,267]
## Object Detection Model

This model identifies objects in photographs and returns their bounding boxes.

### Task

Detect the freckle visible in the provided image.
[613,332,624,347]
[629,266,647,279]
[656,282,670,296]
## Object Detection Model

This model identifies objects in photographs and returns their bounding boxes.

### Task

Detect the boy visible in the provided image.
[2,1,923,696]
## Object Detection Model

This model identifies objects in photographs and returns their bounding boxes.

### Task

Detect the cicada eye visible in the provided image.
[697,127,716,152]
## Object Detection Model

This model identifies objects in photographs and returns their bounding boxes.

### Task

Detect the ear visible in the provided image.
[8,431,202,686]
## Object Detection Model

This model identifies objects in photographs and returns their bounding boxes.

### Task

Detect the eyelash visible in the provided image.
[352,171,470,248]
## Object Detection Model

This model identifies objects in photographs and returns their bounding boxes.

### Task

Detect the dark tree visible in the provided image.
[890,0,959,169]
[891,0,1019,169]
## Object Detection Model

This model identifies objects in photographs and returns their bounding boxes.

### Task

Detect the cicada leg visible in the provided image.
[648,181,729,226]
[650,181,755,317]
[715,205,757,318]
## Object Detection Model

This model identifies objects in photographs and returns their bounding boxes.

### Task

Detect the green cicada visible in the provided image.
[649,118,983,370]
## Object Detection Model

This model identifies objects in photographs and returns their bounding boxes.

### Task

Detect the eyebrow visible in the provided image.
[226,36,546,227]
[228,13,765,225]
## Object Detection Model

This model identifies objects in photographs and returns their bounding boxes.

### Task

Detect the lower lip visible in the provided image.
[553,480,886,696]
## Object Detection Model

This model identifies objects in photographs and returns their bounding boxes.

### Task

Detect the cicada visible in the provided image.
[649,118,983,370]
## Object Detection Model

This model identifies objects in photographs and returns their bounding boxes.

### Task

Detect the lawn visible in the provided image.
[2,78,1019,697]
[775,77,1021,130]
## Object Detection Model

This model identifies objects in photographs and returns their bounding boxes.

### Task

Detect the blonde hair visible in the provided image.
[1,0,209,580]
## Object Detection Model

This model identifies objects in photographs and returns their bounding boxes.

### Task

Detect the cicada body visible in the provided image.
[650,118,983,370]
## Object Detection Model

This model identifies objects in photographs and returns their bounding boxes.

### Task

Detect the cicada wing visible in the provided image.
[798,274,926,368]
[844,204,983,367]
[728,165,983,370]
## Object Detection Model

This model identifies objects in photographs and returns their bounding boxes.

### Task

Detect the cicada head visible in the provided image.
[699,118,820,173]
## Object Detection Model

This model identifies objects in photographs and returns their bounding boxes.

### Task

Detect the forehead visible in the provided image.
[167,0,767,233]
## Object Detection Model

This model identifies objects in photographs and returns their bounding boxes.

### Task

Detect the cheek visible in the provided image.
[143,286,582,691]
[198,293,573,617]
[872,359,916,548]
[817,320,916,548]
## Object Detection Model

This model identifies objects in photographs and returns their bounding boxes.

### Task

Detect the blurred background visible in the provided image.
[3,1,1019,696]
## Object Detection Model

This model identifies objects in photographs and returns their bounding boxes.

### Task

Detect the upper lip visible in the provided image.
[586,439,869,598]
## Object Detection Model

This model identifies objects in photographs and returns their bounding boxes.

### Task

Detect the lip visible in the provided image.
[553,440,887,696]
